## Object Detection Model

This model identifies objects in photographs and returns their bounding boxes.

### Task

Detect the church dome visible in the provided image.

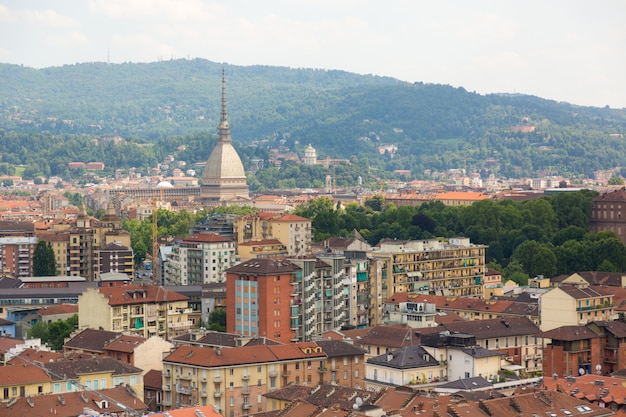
[202,143,246,181]
[156,181,174,188]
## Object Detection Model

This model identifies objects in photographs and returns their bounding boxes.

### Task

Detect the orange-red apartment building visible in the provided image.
[226,258,300,344]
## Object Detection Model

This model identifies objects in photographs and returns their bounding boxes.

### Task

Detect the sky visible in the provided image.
[1,0,625,108]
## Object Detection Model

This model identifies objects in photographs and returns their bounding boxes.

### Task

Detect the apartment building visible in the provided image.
[99,242,133,277]
[540,283,616,331]
[161,342,326,415]
[233,212,312,257]
[164,234,237,285]
[78,284,192,339]
[368,238,487,300]
[226,258,301,344]
[38,205,132,280]
[0,237,37,278]
[288,256,349,341]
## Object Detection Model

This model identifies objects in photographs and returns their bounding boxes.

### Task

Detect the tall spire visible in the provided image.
[217,68,231,143]
[221,68,228,124]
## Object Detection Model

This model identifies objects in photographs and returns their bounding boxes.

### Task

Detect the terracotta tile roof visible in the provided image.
[64,328,119,353]
[244,336,283,346]
[44,354,143,379]
[557,285,612,299]
[185,233,231,243]
[3,385,147,417]
[435,191,490,201]
[274,213,310,222]
[0,363,50,385]
[541,325,599,341]
[96,284,188,306]
[164,342,324,367]
[103,334,146,353]
[480,388,613,417]
[8,348,64,365]
[38,303,78,316]
[151,405,222,417]
[0,336,22,353]
[264,385,313,401]
[267,384,373,411]
[227,258,301,275]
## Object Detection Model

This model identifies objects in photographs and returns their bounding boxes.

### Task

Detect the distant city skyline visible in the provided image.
[1,0,625,108]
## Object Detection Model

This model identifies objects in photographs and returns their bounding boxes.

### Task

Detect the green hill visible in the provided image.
[1,58,625,180]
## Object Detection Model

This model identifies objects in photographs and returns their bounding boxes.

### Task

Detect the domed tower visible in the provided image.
[303,144,317,166]
[200,69,249,204]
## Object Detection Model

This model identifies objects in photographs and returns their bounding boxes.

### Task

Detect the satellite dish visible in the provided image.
[355,397,363,406]
[579,368,585,376]
[596,364,602,374]
[353,404,359,410]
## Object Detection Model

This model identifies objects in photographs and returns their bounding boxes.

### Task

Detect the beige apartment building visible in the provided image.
[78,284,192,339]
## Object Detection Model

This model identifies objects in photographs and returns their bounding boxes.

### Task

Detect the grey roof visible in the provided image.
[367,345,438,369]
[461,346,502,358]
[437,376,492,390]
[315,340,367,357]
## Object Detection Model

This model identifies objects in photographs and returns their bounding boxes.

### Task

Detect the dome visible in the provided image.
[202,143,246,181]
[156,181,174,188]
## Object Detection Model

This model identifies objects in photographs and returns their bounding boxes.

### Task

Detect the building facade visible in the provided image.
[165,234,237,285]
[590,188,626,245]
[78,284,192,339]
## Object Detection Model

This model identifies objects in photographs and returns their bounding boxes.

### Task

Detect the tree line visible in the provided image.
[293,190,626,284]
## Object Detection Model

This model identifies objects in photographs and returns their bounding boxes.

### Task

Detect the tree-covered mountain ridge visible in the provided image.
[1,58,626,179]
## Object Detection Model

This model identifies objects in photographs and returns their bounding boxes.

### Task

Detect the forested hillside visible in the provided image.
[1,59,626,180]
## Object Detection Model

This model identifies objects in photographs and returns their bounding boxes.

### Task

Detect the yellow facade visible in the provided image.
[370,238,486,302]
[78,287,192,339]
[540,286,615,331]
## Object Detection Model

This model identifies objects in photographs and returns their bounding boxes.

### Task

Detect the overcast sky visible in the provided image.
[1,1,625,108]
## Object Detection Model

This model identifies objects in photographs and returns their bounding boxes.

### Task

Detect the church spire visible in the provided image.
[217,68,231,143]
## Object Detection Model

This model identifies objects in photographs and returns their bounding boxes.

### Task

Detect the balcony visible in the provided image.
[201,377,207,383]
[242,374,250,380]
[163,384,171,391]
[242,404,253,410]
[214,391,223,398]
[176,385,192,395]
[201,391,207,397]
[179,373,192,380]
[242,387,251,395]
[318,367,327,373]
[269,370,278,378]
[214,375,222,382]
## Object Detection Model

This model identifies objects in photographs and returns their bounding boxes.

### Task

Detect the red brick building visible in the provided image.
[541,325,603,377]
[226,258,300,344]
[590,188,626,245]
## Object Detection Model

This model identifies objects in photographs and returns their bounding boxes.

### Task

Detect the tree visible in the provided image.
[33,241,57,276]
[27,314,77,350]
[207,309,226,332]
[608,176,624,185]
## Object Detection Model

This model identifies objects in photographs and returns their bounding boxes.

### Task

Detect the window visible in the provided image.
[354,357,359,364]
[344,371,348,380]
[355,369,359,378]
[53,384,60,393]
[258,379,262,387]
[229,369,234,376]
[230,396,234,406]
[343,357,348,365]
